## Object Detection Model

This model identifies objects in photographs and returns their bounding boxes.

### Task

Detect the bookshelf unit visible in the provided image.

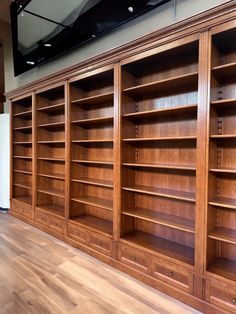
[69,66,114,241]
[8,5,236,313]
[207,27,236,284]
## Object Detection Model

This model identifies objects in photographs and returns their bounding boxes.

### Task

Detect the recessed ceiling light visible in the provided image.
[26,61,35,65]
[128,6,134,12]
[44,43,52,47]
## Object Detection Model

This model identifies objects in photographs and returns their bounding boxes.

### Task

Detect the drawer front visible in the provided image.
[88,232,112,256]
[35,209,49,227]
[67,223,87,244]
[12,199,33,219]
[151,258,193,293]
[206,281,236,313]
[49,216,65,235]
[117,244,149,273]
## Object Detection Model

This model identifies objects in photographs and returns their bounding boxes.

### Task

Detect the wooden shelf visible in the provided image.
[122,162,196,171]
[210,168,236,174]
[13,141,32,145]
[72,177,113,188]
[208,227,236,245]
[72,159,113,165]
[13,183,32,190]
[211,98,236,108]
[123,72,198,98]
[38,173,65,180]
[38,204,65,217]
[122,208,195,233]
[210,134,236,139]
[122,185,195,202]
[123,136,196,142]
[207,257,236,281]
[38,121,65,128]
[72,139,113,143]
[13,156,32,160]
[38,157,65,162]
[123,104,198,119]
[37,103,64,112]
[71,196,113,211]
[121,231,194,266]
[13,196,32,205]
[13,170,32,175]
[212,62,236,82]
[37,188,65,198]
[71,215,113,235]
[209,196,236,210]
[72,116,113,125]
[38,140,65,144]
[14,110,32,117]
[14,126,32,131]
[71,92,113,106]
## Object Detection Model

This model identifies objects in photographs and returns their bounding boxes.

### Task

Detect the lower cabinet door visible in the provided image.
[87,232,112,257]
[151,257,193,294]
[206,280,236,313]
[12,199,33,220]
[67,223,87,244]
[35,208,65,235]
[117,244,150,274]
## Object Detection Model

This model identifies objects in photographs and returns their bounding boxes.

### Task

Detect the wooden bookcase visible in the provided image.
[8,5,236,313]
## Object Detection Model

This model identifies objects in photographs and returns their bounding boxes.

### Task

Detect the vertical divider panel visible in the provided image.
[195,31,211,276]
[9,100,13,210]
[32,92,37,220]
[65,81,70,221]
[113,63,121,241]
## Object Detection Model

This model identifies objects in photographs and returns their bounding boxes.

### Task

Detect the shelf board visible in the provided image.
[122,208,195,233]
[71,215,113,235]
[210,168,236,174]
[71,196,113,211]
[38,121,65,128]
[14,126,32,131]
[210,134,236,139]
[38,140,65,144]
[209,196,236,210]
[14,110,32,117]
[13,183,32,190]
[38,157,65,162]
[37,188,65,198]
[72,139,113,143]
[208,227,236,245]
[13,141,32,145]
[212,62,236,82]
[72,177,113,188]
[13,156,32,160]
[123,136,196,142]
[207,257,236,281]
[71,92,113,106]
[72,159,113,166]
[37,103,64,112]
[37,173,65,180]
[121,231,194,266]
[123,72,198,98]
[38,204,65,217]
[13,196,32,205]
[122,162,196,171]
[123,104,198,119]
[211,98,236,108]
[13,169,32,175]
[72,116,113,125]
[122,185,195,202]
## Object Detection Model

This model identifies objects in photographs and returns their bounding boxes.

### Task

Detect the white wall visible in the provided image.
[0,114,10,209]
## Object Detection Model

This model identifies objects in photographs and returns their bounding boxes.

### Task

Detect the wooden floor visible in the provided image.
[0,214,201,314]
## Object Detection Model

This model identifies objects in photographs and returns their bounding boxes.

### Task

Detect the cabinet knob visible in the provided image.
[232,298,236,305]
[168,271,173,277]
[132,256,136,261]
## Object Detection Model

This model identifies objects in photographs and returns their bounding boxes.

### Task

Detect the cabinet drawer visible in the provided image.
[49,216,65,235]
[35,209,49,227]
[67,223,87,244]
[151,258,193,293]
[206,280,236,313]
[88,232,112,256]
[117,244,149,273]
[12,199,33,219]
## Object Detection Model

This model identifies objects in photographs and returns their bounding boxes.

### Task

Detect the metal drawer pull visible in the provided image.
[232,298,236,304]
[168,271,173,277]
[132,256,136,261]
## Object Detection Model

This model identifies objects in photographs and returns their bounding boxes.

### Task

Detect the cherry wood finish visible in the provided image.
[8,4,236,314]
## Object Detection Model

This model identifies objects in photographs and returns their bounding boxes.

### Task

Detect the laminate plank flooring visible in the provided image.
[0,214,201,314]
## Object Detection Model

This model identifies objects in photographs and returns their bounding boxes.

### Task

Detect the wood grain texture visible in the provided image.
[0,214,201,314]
